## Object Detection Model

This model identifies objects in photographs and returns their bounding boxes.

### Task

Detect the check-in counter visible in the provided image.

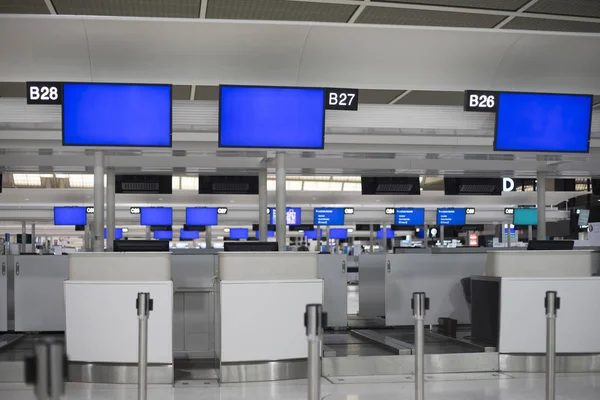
[317,254,347,328]
[471,250,600,354]
[64,252,173,384]
[385,249,487,326]
[216,252,323,383]
[358,253,386,318]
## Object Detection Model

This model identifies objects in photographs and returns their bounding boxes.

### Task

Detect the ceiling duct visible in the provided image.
[444,177,502,196]
[361,177,421,195]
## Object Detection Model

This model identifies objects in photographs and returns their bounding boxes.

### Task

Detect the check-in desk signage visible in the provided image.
[116,174,172,194]
[325,88,359,111]
[26,82,63,105]
[463,90,498,112]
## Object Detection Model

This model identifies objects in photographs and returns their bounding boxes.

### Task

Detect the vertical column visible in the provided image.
[382,223,388,253]
[145,226,151,240]
[326,226,331,254]
[440,225,445,246]
[275,152,286,252]
[537,172,547,240]
[84,223,91,251]
[21,221,26,254]
[31,223,36,251]
[258,168,268,242]
[507,224,512,248]
[422,225,428,248]
[106,168,116,251]
[369,224,374,252]
[528,225,533,241]
[205,226,212,249]
[93,151,105,252]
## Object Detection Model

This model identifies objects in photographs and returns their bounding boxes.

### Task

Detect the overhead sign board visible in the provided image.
[325,88,359,111]
[116,174,172,194]
[463,90,498,112]
[26,82,63,105]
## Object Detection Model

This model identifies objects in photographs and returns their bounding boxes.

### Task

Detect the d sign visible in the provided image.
[502,177,515,192]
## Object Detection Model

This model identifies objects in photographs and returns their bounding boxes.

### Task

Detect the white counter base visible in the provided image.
[65,281,173,364]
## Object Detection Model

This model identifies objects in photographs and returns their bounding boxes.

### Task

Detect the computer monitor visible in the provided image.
[223,242,279,252]
[526,240,574,251]
[113,240,169,252]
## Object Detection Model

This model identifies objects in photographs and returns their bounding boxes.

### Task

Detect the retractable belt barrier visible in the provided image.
[305,304,326,400]
[136,292,153,400]
[411,292,429,400]
[24,338,67,400]
[545,291,560,400]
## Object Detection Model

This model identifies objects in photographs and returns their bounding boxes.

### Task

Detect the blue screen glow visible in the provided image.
[495,92,592,153]
[513,208,538,225]
[153,230,172,240]
[329,228,348,239]
[219,86,325,149]
[437,208,466,226]
[180,229,200,240]
[54,207,87,225]
[140,208,173,226]
[395,208,425,225]
[104,228,123,239]
[376,228,394,239]
[256,230,275,239]
[229,228,249,239]
[313,208,345,226]
[304,229,322,239]
[186,208,218,226]
[269,207,302,225]
[62,83,171,147]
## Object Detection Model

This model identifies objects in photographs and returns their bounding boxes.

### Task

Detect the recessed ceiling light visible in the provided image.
[230,200,235,203]
[24,198,29,201]
[158,198,163,201]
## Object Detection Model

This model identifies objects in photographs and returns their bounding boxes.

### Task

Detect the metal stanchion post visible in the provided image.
[136,292,153,400]
[412,292,429,400]
[305,304,326,400]
[545,291,560,400]
[25,338,67,400]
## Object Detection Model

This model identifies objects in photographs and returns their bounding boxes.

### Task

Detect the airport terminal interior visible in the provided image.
[1,0,600,399]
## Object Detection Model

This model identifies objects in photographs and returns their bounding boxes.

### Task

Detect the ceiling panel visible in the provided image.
[526,0,600,19]
[172,84,192,100]
[356,6,505,28]
[396,90,464,106]
[380,0,529,11]
[0,82,26,98]
[207,0,358,22]
[502,17,600,33]
[52,0,202,18]
[194,85,219,101]
[0,0,49,14]
[358,89,404,104]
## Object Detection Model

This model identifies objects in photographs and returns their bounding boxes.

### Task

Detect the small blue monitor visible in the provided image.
[436,208,467,226]
[269,207,302,225]
[304,229,322,240]
[229,228,249,240]
[329,228,348,239]
[313,208,345,226]
[377,228,394,239]
[54,207,87,225]
[513,208,538,225]
[395,208,425,225]
[180,229,200,240]
[140,207,173,226]
[186,208,218,226]
[104,228,123,239]
[153,230,173,240]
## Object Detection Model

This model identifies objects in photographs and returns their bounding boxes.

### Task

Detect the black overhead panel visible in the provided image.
[554,179,576,192]
[444,177,502,196]
[361,177,421,195]
[592,179,600,195]
[199,176,259,195]
[116,174,172,194]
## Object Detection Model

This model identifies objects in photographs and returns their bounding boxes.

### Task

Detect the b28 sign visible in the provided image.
[463,90,498,112]
[26,82,63,105]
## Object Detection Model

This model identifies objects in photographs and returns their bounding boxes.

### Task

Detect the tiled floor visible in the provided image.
[1,373,599,400]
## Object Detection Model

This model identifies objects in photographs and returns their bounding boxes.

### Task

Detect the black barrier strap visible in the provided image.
[411,293,430,311]
[544,291,560,312]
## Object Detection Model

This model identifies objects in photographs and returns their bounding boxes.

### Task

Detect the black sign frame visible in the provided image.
[463,90,498,112]
[26,82,63,105]
[325,88,359,111]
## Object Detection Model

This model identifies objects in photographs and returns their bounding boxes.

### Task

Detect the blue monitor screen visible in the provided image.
[62,83,172,147]
[180,229,200,240]
[494,92,592,153]
[329,228,348,239]
[186,208,218,226]
[104,228,123,239]
[313,208,345,226]
[513,208,538,225]
[437,208,467,226]
[256,230,275,239]
[395,208,425,225]
[219,86,325,149]
[377,228,394,239]
[304,229,322,239]
[269,207,302,225]
[153,230,173,240]
[229,228,249,240]
[140,208,173,226]
[54,207,86,225]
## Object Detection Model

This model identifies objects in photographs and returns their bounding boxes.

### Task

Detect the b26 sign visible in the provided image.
[26,82,62,105]
[463,90,497,112]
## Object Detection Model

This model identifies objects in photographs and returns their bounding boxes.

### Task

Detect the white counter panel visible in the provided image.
[219,252,317,280]
[68,252,171,281]
[65,281,173,363]
[499,277,600,353]
[219,280,323,362]
[486,250,594,277]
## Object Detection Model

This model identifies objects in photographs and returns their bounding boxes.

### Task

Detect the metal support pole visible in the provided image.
[25,338,66,400]
[423,225,428,248]
[205,226,212,249]
[369,224,374,252]
[440,225,445,246]
[507,224,512,248]
[412,292,429,400]
[326,226,331,254]
[545,291,560,400]
[258,168,268,242]
[31,223,36,251]
[276,152,286,251]
[136,293,153,400]
[21,221,26,254]
[145,226,151,241]
[528,225,533,241]
[382,223,388,253]
[305,304,324,400]
[106,168,116,251]
[93,151,105,252]
[537,172,547,240]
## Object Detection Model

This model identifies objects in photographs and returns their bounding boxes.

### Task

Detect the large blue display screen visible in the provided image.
[104,228,123,239]
[180,229,200,240]
[269,207,302,225]
[494,93,592,153]
[395,208,425,225]
[153,230,173,240]
[436,208,466,226]
[376,228,394,239]
[513,208,538,225]
[186,208,218,226]
[229,228,249,239]
[140,207,173,226]
[313,208,345,226]
[62,83,172,147]
[219,86,325,149]
[329,228,348,239]
[54,207,87,225]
